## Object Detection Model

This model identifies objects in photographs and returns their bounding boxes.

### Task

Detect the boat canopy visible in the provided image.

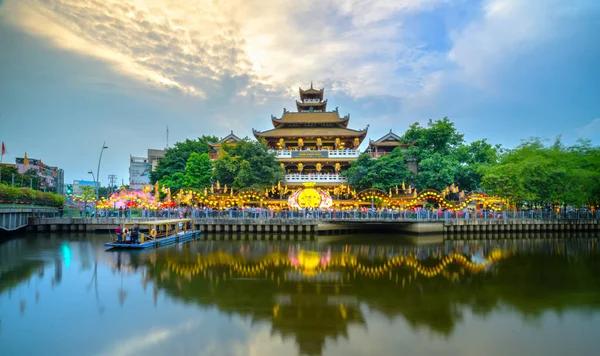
[122,219,194,227]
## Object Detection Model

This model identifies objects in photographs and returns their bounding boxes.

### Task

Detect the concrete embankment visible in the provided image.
[22,217,600,241]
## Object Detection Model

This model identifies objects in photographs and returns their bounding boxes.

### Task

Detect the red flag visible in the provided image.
[1,142,5,155]
[39,159,43,168]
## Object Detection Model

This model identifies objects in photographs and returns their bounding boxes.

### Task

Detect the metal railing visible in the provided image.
[284,174,347,183]
[36,208,600,221]
[269,149,361,159]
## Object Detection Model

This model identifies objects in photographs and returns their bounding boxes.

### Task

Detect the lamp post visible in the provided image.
[95,142,108,200]
[87,170,95,214]
[88,170,95,184]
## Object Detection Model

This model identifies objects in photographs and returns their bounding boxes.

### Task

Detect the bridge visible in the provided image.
[0,206,57,232]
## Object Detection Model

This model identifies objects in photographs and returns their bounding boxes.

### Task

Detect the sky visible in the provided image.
[0,0,599,185]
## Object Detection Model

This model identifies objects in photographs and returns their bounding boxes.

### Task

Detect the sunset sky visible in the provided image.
[0,0,599,184]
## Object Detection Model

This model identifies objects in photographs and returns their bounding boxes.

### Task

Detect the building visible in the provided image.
[72,180,98,196]
[147,149,165,171]
[207,131,242,159]
[129,148,165,190]
[14,157,65,194]
[367,130,418,174]
[252,83,368,186]
[129,156,152,190]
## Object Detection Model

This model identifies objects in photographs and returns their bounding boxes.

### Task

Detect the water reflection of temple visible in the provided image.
[4,238,599,356]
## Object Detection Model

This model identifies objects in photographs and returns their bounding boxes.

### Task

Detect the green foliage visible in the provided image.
[0,183,64,207]
[183,153,213,188]
[480,138,600,206]
[454,139,501,191]
[79,186,96,202]
[343,149,412,191]
[398,118,501,191]
[150,136,218,184]
[400,117,465,157]
[161,172,186,192]
[342,154,376,191]
[414,153,459,191]
[213,139,284,189]
[0,165,19,185]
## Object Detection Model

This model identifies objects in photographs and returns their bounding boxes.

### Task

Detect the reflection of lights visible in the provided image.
[61,242,71,269]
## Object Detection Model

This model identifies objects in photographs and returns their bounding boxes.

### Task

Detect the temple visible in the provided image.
[253,83,368,186]
[367,130,418,174]
[207,131,242,159]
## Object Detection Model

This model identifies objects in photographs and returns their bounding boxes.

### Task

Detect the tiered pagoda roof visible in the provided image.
[368,130,413,149]
[207,131,242,149]
[253,126,368,138]
[271,111,349,128]
[253,83,368,142]
[299,82,324,100]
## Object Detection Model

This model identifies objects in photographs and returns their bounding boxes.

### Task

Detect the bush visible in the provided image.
[0,184,64,207]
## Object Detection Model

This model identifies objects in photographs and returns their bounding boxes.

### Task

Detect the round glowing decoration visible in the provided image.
[298,188,320,208]
[288,188,333,209]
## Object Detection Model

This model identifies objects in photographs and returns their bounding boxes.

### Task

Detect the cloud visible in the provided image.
[1,0,451,101]
[576,118,600,139]
[99,319,201,356]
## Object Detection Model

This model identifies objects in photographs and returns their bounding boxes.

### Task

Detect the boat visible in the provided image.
[104,219,200,250]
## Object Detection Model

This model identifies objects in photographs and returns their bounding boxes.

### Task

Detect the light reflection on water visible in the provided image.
[0,233,599,356]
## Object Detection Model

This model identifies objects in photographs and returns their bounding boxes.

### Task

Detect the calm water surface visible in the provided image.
[1,233,600,356]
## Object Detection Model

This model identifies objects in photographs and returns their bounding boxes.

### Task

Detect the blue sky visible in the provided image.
[0,0,599,184]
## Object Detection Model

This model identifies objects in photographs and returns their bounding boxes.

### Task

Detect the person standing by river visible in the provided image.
[115,224,123,243]
[131,225,140,244]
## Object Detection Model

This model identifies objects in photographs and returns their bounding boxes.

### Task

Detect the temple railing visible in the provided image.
[270,149,361,159]
[284,174,348,183]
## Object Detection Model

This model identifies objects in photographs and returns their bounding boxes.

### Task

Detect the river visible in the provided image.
[1,233,600,356]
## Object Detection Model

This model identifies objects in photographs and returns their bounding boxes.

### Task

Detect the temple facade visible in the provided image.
[253,83,368,186]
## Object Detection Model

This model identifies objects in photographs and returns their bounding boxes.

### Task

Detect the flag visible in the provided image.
[39,159,43,169]
[24,153,29,166]
[1,142,5,156]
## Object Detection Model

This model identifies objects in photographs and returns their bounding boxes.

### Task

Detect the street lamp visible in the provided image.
[95,142,108,200]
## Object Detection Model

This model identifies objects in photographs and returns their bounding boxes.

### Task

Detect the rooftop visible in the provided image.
[253,126,368,138]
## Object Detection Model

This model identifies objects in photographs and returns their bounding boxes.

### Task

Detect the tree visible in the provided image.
[480,138,600,207]
[183,153,213,188]
[343,148,413,191]
[150,136,218,184]
[23,169,40,189]
[342,154,376,191]
[212,139,284,189]
[79,186,96,203]
[454,139,501,191]
[400,117,464,158]
[160,172,186,192]
[371,148,413,190]
[97,186,109,198]
[0,165,19,186]
[414,153,458,191]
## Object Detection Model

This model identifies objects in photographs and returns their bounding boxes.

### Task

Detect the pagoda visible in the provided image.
[207,131,242,159]
[367,129,418,174]
[253,83,368,186]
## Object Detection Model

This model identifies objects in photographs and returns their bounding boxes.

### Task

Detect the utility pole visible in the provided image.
[166,126,169,149]
[108,174,117,195]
